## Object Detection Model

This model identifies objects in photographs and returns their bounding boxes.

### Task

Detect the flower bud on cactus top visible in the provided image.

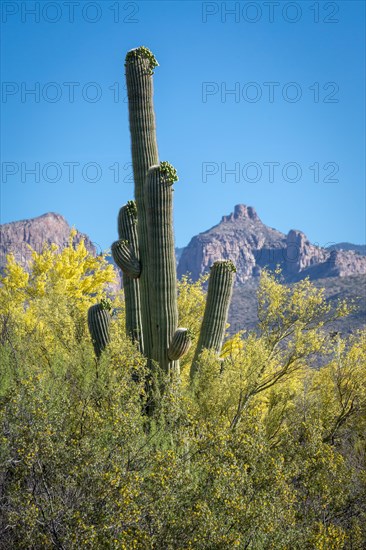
[125,46,159,75]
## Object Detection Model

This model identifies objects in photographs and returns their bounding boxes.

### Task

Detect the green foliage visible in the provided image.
[1,250,365,548]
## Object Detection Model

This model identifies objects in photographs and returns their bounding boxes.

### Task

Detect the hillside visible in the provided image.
[229,274,366,337]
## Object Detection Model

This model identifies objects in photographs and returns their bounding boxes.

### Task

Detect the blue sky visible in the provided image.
[1,0,365,252]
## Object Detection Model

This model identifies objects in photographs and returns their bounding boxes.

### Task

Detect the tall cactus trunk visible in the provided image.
[145,163,180,374]
[125,48,159,361]
[191,260,236,378]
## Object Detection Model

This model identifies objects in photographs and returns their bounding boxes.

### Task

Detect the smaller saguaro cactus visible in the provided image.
[87,298,112,358]
[112,201,143,351]
[191,260,236,378]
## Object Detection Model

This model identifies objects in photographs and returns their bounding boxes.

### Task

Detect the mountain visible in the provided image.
[1,210,365,337]
[177,204,366,284]
[328,243,366,256]
[175,247,185,265]
[0,212,97,272]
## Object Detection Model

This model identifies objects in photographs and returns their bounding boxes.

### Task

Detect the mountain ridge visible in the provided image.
[0,212,97,272]
[177,204,366,283]
[1,209,365,337]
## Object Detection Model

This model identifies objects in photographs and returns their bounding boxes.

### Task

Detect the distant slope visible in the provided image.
[229,275,366,337]
[328,243,366,255]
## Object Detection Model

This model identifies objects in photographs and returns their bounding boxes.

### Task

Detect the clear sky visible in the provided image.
[1,0,365,253]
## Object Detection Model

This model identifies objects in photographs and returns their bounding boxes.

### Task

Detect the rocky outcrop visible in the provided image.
[285,230,328,276]
[178,205,366,284]
[0,212,97,271]
[178,205,287,284]
[296,249,366,280]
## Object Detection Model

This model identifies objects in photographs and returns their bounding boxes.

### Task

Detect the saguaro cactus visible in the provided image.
[125,47,159,362]
[191,260,236,378]
[146,162,183,372]
[112,201,143,350]
[92,46,236,379]
[87,300,112,358]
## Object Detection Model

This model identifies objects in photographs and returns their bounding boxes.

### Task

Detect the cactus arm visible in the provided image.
[190,260,236,378]
[145,162,180,373]
[116,202,143,351]
[87,301,111,358]
[168,328,192,361]
[125,47,159,360]
[111,239,141,278]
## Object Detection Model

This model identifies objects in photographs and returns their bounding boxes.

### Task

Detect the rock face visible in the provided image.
[285,230,328,276]
[178,205,366,284]
[178,205,287,284]
[0,212,97,271]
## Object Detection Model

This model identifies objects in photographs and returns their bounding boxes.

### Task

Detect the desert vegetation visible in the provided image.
[0,239,365,549]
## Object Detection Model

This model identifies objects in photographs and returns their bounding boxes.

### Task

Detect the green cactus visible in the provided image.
[145,162,180,373]
[125,46,159,362]
[112,201,143,350]
[111,240,140,278]
[106,46,236,382]
[87,300,112,358]
[168,328,192,361]
[190,260,236,378]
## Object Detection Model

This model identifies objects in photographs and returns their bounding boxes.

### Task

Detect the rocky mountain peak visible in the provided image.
[221,204,259,223]
[38,212,67,222]
[235,204,258,220]
[178,205,286,283]
[0,213,97,272]
[178,206,366,284]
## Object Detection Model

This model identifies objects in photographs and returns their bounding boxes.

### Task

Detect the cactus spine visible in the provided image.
[191,260,236,377]
[87,300,112,358]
